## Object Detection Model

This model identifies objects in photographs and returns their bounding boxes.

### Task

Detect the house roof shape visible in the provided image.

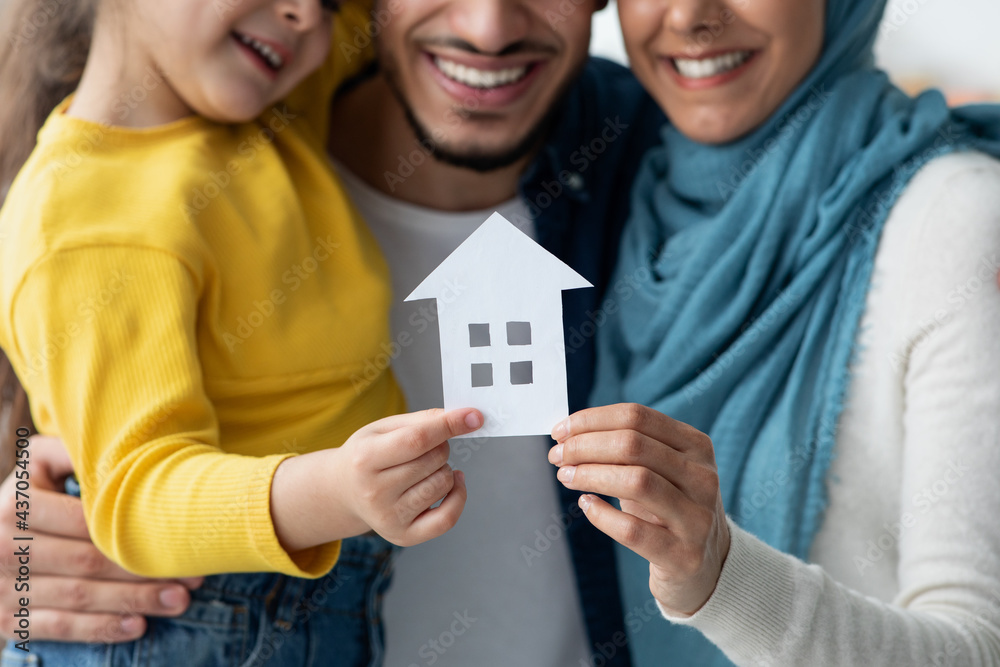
[405,212,593,303]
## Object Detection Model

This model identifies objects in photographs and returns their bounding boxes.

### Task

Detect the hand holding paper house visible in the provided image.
[405,212,593,438]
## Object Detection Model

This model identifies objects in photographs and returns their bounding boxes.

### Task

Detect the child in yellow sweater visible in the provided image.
[0,0,481,662]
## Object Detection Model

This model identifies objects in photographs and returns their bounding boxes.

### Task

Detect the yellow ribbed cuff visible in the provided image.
[247,453,342,578]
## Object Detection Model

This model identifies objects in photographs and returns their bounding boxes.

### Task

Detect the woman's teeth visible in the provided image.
[672,50,753,79]
[434,56,529,89]
[236,33,284,70]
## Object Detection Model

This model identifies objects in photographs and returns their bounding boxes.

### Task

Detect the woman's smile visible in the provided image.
[620,0,824,144]
[663,48,760,90]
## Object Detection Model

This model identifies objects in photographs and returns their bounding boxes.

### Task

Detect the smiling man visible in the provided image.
[325,2,662,665]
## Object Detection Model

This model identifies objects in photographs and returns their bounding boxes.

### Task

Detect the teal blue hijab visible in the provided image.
[591,1,1000,665]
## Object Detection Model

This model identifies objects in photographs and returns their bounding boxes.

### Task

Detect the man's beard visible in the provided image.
[381,58,566,174]
[401,102,552,173]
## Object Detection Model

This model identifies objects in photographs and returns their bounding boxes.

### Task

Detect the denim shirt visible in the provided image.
[518,57,666,667]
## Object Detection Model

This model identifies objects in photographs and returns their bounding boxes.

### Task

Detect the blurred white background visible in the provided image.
[592,0,1000,103]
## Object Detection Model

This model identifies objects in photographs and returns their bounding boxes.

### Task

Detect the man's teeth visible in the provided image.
[673,50,752,79]
[237,33,284,70]
[434,57,529,89]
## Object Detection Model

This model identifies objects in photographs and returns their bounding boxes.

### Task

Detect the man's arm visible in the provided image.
[0,436,200,643]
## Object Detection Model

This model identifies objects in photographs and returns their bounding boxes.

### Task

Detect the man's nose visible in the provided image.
[446,0,531,55]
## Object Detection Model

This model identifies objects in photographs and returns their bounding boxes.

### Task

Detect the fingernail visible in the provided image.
[465,411,483,430]
[579,494,593,511]
[120,615,143,635]
[159,587,185,609]
[551,419,568,441]
[557,466,576,483]
[549,444,564,466]
[454,470,465,484]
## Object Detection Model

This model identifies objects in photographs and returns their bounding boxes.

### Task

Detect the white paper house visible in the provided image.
[406,212,593,438]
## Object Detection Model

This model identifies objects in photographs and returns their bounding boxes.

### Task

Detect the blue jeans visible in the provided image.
[4,477,399,666]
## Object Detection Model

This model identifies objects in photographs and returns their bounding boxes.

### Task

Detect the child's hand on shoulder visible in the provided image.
[331,408,483,547]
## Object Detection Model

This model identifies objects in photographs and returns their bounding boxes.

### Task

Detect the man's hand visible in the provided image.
[0,436,201,643]
[549,404,730,617]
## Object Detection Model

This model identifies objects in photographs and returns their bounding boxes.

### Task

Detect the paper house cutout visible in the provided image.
[406,212,593,438]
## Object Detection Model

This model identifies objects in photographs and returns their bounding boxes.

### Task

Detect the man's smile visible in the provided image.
[423,50,549,110]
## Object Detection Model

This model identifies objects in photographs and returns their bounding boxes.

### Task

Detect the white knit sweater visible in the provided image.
[660,152,1000,665]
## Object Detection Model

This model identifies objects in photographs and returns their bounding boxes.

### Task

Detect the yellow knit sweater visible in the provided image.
[0,3,404,578]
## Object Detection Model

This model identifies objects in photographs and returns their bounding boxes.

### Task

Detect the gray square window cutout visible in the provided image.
[507,321,531,346]
[469,323,491,347]
[510,361,533,385]
[472,363,493,387]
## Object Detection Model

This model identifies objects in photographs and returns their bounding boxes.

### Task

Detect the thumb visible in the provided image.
[379,409,484,468]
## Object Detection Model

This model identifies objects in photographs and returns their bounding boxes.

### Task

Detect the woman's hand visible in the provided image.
[0,436,201,643]
[549,404,729,616]
[272,408,482,552]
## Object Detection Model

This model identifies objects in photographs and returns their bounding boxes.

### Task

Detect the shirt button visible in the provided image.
[565,172,584,191]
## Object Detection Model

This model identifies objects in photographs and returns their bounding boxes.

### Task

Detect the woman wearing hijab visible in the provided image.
[548,0,1000,664]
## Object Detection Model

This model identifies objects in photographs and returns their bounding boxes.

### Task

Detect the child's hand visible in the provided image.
[548,404,730,617]
[330,408,482,547]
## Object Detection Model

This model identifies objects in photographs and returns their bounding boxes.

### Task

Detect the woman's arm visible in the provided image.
[552,155,1000,665]
[553,398,1000,666]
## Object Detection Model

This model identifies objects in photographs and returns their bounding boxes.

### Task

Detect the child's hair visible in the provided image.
[0,0,96,196]
[0,0,97,474]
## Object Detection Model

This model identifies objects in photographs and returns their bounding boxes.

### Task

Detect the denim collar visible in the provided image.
[518,83,594,207]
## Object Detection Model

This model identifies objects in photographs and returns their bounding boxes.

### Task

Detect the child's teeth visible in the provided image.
[434,56,529,89]
[259,44,281,68]
[238,33,284,69]
[673,50,752,79]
